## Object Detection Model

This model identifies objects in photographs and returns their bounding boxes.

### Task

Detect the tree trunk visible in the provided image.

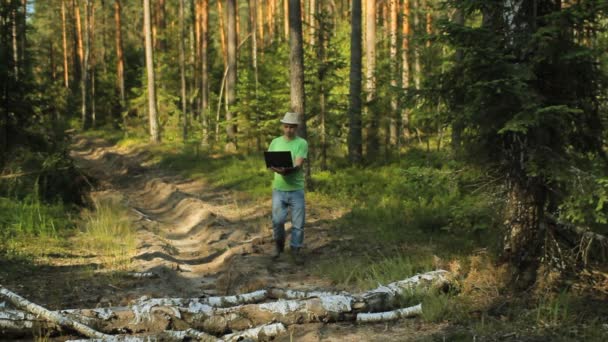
[11,7,18,81]
[61,0,70,88]
[114,0,125,107]
[413,0,421,90]
[284,0,289,40]
[249,0,260,151]
[364,0,378,160]
[225,0,238,151]
[81,0,91,130]
[179,0,188,142]
[288,0,307,140]
[309,0,316,45]
[217,0,227,68]
[89,0,96,127]
[317,3,327,170]
[74,0,84,86]
[201,0,209,145]
[401,0,411,142]
[388,0,399,150]
[144,0,160,143]
[450,7,464,150]
[348,0,363,164]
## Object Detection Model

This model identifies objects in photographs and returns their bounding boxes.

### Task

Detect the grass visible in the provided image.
[78,195,137,270]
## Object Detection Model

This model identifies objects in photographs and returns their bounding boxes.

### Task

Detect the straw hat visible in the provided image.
[280,112,300,125]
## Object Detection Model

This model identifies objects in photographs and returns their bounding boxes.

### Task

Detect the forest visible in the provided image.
[1,0,608,341]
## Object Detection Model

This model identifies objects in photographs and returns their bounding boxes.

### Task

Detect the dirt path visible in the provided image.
[9,136,443,341]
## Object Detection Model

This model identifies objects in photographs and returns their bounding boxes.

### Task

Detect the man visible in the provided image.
[268,112,308,264]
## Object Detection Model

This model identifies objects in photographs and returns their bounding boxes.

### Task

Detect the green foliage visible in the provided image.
[439,1,608,227]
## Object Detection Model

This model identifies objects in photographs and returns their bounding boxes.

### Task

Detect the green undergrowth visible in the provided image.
[78,196,137,270]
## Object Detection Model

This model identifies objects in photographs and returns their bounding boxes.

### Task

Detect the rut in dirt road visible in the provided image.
[70,137,335,299]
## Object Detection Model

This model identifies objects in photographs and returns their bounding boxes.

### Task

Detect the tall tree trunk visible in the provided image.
[309,0,316,45]
[225,0,238,151]
[249,0,260,150]
[217,0,227,68]
[388,0,398,150]
[114,0,125,107]
[284,0,289,40]
[11,7,18,81]
[401,0,411,142]
[450,7,464,150]
[179,0,188,141]
[364,0,377,160]
[89,0,96,126]
[317,2,327,170]
[413,0,421,90]
[143,0,160,143]
[19,0,26,71]
[201,0,209,145]
[81,0,91,129]
[288,0,307,139]
[74,0,84,86]
[348,0,362,164]
[258,0,265,49]
[61,0,70,88]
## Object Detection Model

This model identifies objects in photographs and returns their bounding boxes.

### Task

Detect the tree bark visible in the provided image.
[401,0,411,142]
[288,0,307,140]
[61,0,70,88]
[81,0,91,130]
[450,6,464,150]
[114,0,125,107]
[179,0,188,142]
[388,0,399,150]
[348,0,363,164]
[201,0,209,145]
[225,0,238,151]
[217,0,227,68]
[144,0,160,143]
[364,0,378,160]
[413,0,421,90]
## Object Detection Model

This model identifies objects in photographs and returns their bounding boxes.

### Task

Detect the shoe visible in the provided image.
[271,239,284,259]
[290,247,305,265]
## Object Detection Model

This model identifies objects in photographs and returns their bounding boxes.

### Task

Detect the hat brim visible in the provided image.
[280,119,299,125]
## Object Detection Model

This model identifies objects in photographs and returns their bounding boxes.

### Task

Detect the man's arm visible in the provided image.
[271,157,304,175]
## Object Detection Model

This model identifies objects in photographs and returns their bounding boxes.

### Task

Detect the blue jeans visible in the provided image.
[272,189,305,248]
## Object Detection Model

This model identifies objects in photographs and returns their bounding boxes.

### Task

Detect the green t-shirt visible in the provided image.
[268,136,308,191]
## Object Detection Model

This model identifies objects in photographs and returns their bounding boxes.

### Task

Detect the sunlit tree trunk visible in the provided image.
[284,0,289,40]
[143,0,160,143]
[364,0,377,160]
[61,0,70,88]
[217,0,227,68]
[401,0,411,141]
[73,0,84,87]
[258,0,265,49]
[201,0,209,145]
[309,0,315,45]
[317,2,328,170]
[225,0,238,151]
[348,0,362,164]
[179,0,188,141]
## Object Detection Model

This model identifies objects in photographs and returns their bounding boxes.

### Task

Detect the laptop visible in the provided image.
[264,151,294,168]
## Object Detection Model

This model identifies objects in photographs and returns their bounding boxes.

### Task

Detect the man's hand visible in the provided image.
[270,166,297,175]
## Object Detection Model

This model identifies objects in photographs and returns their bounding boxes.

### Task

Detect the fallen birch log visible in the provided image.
[0,285,109,338]
[66,323,286,342]
[1,270,448,338]
[356,304,423,323]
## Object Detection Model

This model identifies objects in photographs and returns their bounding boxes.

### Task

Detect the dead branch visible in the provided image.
[356,304,423,323]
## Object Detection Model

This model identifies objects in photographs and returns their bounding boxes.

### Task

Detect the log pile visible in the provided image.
[0,270,449,341]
